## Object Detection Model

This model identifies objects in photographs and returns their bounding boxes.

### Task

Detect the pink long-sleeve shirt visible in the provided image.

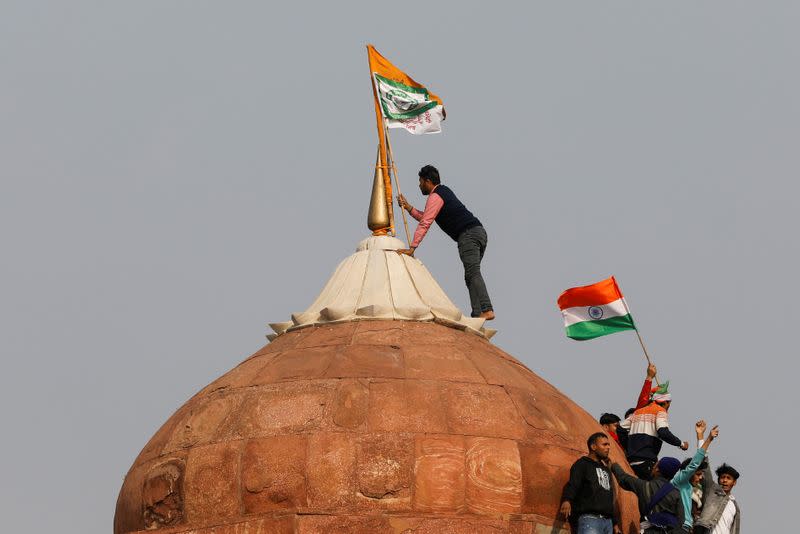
[409,187,444,248]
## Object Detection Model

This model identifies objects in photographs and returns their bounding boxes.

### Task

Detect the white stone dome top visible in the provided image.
[268,235,496,340]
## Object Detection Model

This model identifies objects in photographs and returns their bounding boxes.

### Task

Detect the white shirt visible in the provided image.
[711,495,737,534]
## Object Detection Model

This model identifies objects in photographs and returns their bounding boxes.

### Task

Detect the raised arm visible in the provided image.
[700,426,719,452]
[672,448,707,485]
[635,363,657,409]
[695,424,718,495]
[695,420,707,447]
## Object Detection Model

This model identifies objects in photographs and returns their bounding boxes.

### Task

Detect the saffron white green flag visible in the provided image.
[557,276,636,341]
[374,74,445,134]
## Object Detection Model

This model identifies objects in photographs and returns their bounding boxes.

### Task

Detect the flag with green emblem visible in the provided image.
[373,74,445,134]
[368,45,445,135]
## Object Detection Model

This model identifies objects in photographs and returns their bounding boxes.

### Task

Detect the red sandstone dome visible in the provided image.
[115,238,640,533]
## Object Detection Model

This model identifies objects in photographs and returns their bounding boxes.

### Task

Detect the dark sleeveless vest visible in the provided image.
[431,184,482,241]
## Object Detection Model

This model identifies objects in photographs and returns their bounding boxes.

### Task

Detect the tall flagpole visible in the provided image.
[383,121,412,247]
[366,46,395,236]
[634,327,660,387]
[634,327,652,365]
[619,289,661,386]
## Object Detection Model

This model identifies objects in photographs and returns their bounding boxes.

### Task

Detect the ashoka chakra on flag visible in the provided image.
[374,74,445,135]
[557,276,636,340]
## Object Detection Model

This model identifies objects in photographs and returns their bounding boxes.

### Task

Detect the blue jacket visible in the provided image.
[670,448,707,529]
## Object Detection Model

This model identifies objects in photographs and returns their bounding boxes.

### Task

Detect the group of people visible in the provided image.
[560,364,741,533]
[395,167,741,533]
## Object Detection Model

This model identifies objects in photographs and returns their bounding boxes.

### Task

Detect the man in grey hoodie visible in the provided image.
[610,456,684,533]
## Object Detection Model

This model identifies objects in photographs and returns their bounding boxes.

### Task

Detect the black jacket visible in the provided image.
[563,456,616,520]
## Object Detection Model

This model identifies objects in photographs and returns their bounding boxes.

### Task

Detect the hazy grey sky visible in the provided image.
[2,2,797,532]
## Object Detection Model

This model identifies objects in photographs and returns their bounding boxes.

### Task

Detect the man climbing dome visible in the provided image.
[613,363,660,448]
[620,381,689,480]
[397,164,495,320]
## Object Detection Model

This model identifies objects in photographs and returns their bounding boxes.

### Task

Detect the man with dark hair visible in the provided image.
[693,451,741,534]
[599,413,622,444]
[397,165,494,320]
[560,433,619,533]
[610,456,685,533]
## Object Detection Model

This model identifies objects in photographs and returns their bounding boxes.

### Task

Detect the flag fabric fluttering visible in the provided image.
[652,381,670,395]
[367,45,445,135]
[557,276,636,340]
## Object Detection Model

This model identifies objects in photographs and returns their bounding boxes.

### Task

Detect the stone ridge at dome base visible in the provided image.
[124,513,573,533]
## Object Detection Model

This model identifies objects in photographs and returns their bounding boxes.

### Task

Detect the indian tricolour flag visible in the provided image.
[368,45,445,135]
[557,276,636,340]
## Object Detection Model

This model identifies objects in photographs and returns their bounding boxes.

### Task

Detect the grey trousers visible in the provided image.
[456,225,493,317]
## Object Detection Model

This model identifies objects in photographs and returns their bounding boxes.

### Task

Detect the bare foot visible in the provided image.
[479,310,495,320]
